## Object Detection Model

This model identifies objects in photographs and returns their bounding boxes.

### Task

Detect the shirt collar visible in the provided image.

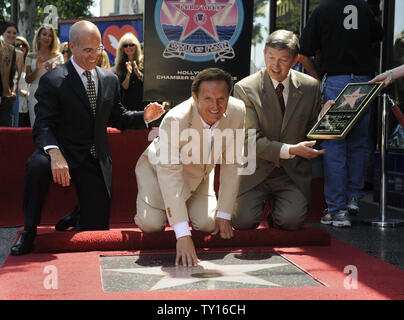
[199,115,220,130]
[270,70,291,92]
[71,57,95,78]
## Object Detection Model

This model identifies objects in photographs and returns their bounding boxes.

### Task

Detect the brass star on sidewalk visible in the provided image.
[104,260,288,291]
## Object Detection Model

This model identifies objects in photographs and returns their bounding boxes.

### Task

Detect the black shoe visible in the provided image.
[55,205,80,231]
[10,231,36,256]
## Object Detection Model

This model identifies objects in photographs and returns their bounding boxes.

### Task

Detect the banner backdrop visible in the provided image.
[144,0,253,103]
[59,15,143,65]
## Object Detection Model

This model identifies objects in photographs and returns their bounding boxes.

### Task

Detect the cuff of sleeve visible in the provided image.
[144,117,149,128]
[280,144,295,159]
[216,211,231,220]
[44,145,59,154]
[173,221,192,239]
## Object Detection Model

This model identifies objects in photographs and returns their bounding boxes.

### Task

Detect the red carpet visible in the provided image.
[1,237,404,300]
[26,222,330,253]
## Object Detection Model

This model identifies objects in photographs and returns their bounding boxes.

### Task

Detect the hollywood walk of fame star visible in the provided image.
[170,0,229,42]
[335,88,368,110]
[103,260,289,291]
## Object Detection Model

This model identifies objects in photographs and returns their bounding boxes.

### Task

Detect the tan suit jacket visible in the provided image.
[234,68,321,201]
[136,96,246,226]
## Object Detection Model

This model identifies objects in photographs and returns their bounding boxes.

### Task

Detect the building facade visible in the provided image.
[100,0,144,16]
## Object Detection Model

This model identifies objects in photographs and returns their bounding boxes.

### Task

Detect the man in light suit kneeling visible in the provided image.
[135,68,246,267]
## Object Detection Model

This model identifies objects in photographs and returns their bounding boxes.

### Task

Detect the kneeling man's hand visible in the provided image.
[176,236,199,267]
[48,148,70,187]
[212,218,234,239]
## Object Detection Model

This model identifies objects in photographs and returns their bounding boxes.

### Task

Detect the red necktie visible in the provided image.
[275,83,285,115]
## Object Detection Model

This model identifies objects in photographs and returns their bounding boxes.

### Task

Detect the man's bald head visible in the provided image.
[68,20,102,71]
[69,20,100,46]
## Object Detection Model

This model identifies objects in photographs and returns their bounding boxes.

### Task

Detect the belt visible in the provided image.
[325,72,373,77]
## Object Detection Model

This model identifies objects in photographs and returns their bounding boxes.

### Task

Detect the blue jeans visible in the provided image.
[321,75,371,213]
[13,94,19,127]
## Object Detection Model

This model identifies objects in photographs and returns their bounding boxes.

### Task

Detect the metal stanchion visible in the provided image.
[363,94,404,228]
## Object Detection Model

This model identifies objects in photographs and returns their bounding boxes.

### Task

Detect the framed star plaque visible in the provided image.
[307,82,384,139]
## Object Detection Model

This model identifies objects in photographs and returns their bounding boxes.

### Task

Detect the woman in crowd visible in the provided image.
[14,36,31,127]
[2,22,23,126]
[114,33,146,111]
[60,41,69,62]
[25,25,63,126]
[97,49,111,71]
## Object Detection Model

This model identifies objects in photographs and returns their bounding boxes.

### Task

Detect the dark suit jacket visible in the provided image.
[32,60,146,195]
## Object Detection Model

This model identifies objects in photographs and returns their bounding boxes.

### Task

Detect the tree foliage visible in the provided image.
[0,0,94,24]
[252,0,269,46]
[36,0,94,21]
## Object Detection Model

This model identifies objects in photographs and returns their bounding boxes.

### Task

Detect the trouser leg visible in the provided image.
[70,155,111,230]
[135,194,166,232]
[22,149,52,232]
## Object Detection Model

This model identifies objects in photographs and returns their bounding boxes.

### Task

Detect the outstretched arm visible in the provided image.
[370,65,404,88]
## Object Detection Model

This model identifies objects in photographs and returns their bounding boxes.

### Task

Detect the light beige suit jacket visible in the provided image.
[234,68,321,201]
[135,96,246,226]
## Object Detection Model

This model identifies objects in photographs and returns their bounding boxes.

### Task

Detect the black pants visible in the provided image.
[18,112,31,127]
[0,98,14,127]
[23,149,111,232]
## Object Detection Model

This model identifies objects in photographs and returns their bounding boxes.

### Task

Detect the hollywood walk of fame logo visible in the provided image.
[100,252,322,292]
[154,0,245,62]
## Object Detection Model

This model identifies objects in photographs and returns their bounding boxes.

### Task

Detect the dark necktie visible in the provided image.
[84,70,97,116]
[83,70,97,158]
[275,83,285,115]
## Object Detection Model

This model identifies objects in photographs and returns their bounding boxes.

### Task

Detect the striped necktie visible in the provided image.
[83,70,97,157]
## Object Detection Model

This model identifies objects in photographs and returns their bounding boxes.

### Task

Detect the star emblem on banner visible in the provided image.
[336,88,368,110]
[170,0,229,41]
[104,260,288,291]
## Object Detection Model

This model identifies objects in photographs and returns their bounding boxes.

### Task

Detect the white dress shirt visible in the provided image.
[172,115,232,239]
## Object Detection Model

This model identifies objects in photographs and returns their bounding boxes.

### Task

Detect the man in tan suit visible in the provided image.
[135,68,245,267]
[232,30,325,231]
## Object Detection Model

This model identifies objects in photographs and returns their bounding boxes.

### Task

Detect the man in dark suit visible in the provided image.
[10,20,165,255]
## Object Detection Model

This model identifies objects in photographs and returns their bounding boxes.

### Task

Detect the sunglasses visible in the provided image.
[123,43,135,48]
[62,50,68,54]
[14,43,25,48]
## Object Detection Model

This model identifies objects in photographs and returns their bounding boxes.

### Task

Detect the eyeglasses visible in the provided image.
[123,43,135,48]
[62,50,68,54]
[14,43,25,48]
[82,45,104,55]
